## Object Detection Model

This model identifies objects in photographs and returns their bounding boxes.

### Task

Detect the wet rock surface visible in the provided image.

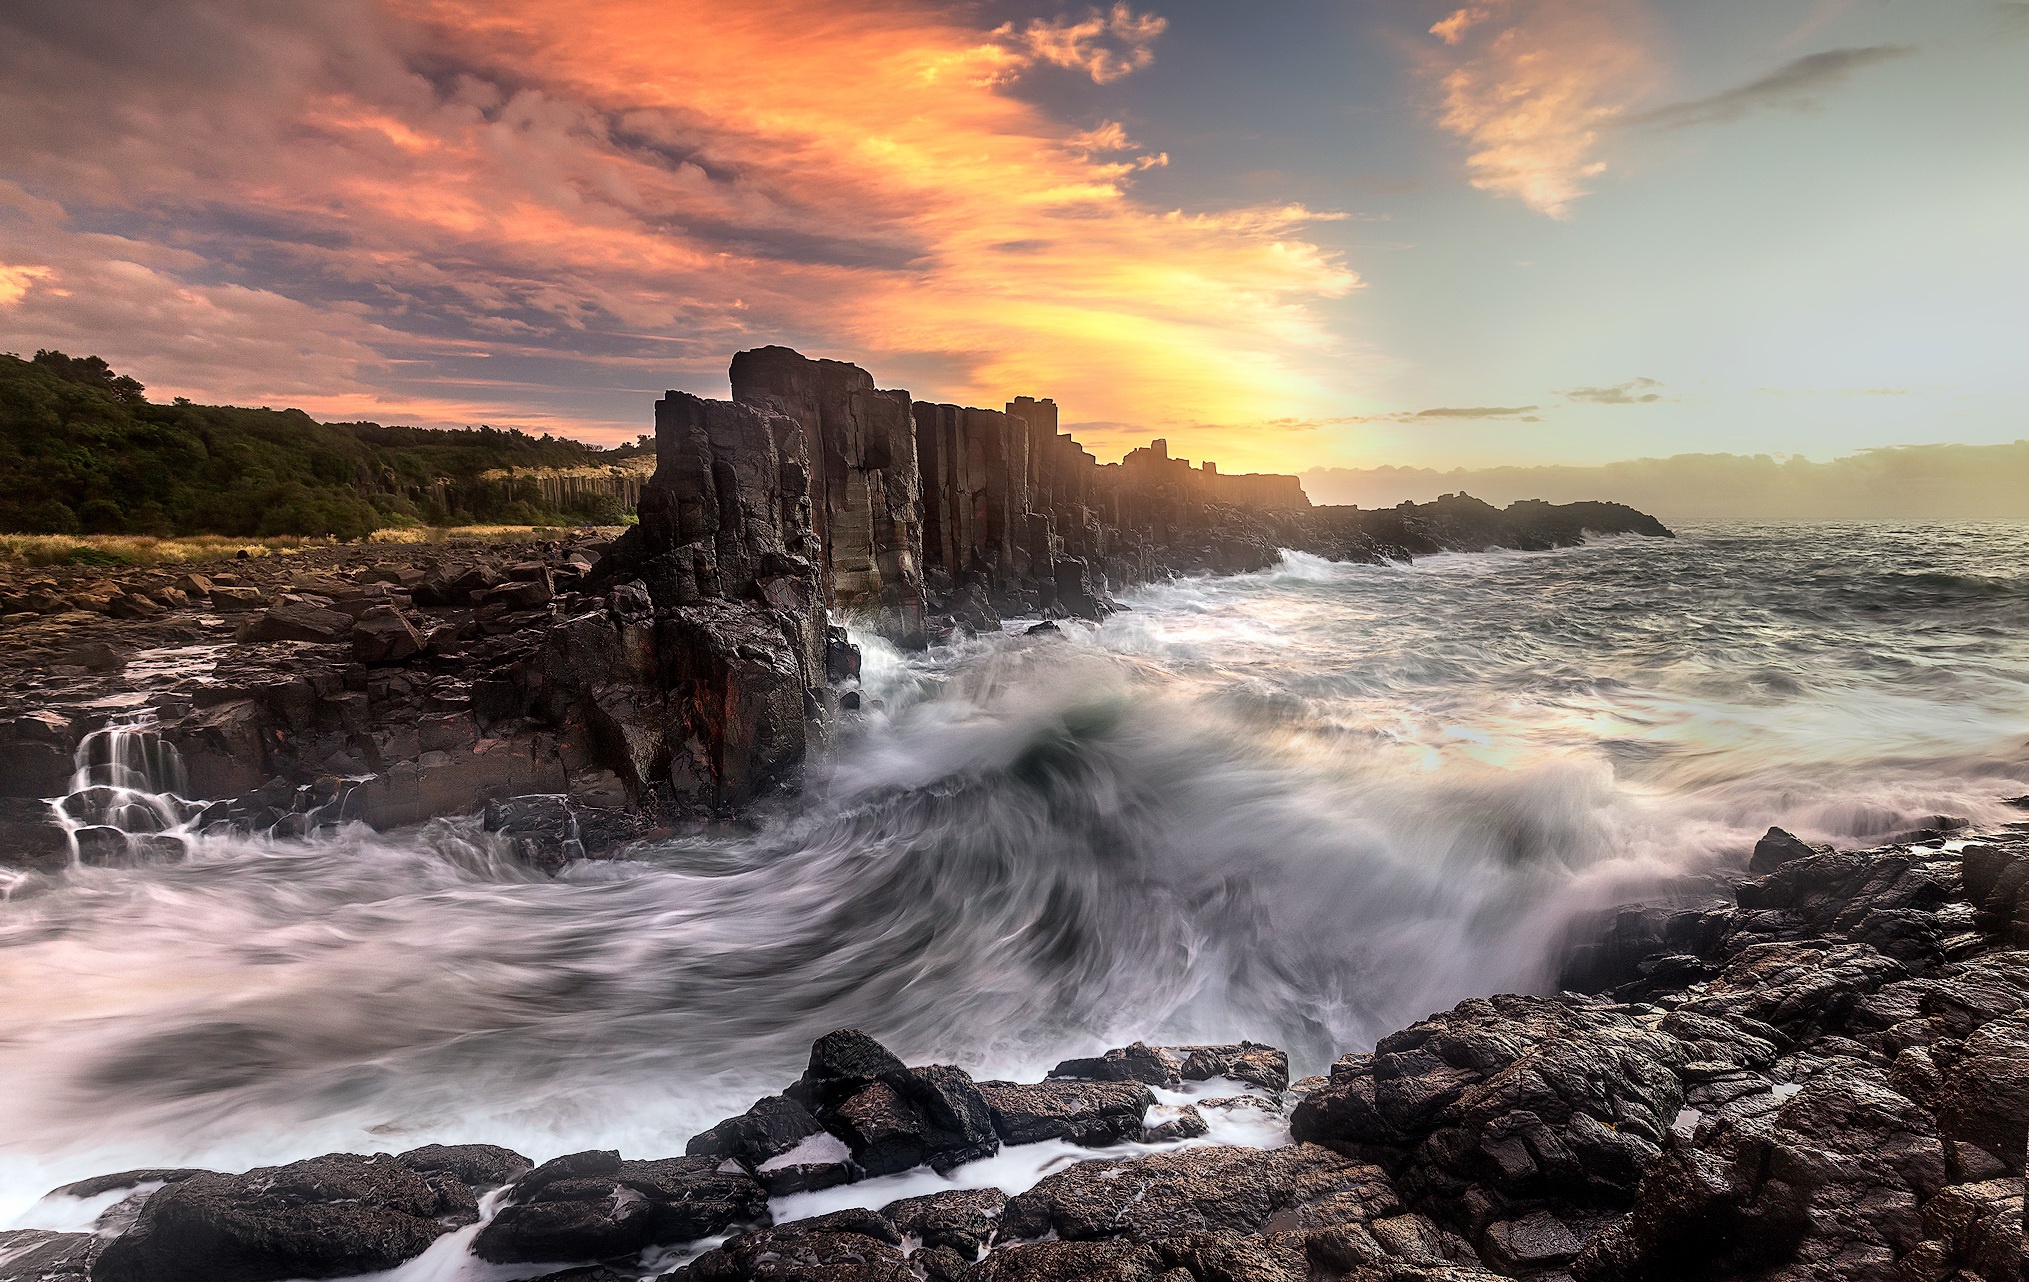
[38,820,2029,1281]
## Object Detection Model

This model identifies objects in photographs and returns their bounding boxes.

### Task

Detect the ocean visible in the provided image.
[4,521,2027,1226]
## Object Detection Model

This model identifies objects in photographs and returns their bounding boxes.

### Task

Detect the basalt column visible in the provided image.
[912,402,1034,605]
[581,391,830,811]
[729,346,927,647]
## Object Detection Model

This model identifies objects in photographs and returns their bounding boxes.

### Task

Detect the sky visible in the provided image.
[0,0,2023,474]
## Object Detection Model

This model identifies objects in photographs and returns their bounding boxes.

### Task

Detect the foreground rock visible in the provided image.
[91,1146,523,1282]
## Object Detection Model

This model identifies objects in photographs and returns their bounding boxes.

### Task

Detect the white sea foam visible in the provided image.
[3,521,2025,1228]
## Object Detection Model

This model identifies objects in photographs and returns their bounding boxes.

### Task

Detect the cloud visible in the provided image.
[1413,405,1539,418]
[1625,46,1916,128]
[1562,376,1661,404]
[1418,0,1660,218]
[977,3,1169,85]
[0,0,1357,452]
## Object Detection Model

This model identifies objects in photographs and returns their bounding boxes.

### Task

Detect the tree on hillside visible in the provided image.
[32,350,147,404]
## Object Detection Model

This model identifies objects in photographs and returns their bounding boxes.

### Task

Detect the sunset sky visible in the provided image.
[1,0,2022,473]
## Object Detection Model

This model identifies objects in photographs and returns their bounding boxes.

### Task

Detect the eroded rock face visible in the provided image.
[976,1078,1155,1147]
[472,1150,767,1266]
[91,1153,474,1282]
[730,346,926,647]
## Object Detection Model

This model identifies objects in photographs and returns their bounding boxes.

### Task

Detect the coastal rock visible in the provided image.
[731,346,927,647]
[472,1151,766,1265]
[1171,1041,1291,1093]
[1001,1143,1395,1242]
[879,1187,1008,1255]
[975,1079,1155,1146]
[1573,1063,1948,1281]
[825,1064,999,1177]
[1290,993,1692,1249]
[1749,825,1827,875]
[1046,1042,1179,1088]
[350,606,424,664]
[0,1230,98,1281]
[91,1154,467,1282]
[669,1208,912,1282]
[965,1239,1171,1282]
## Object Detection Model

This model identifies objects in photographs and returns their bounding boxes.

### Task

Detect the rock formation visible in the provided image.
[23,827,2024,1279]
[730,347,928,647]
[0,344,1674,869]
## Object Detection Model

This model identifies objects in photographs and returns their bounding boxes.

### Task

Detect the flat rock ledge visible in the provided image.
[7,831,2026,1282]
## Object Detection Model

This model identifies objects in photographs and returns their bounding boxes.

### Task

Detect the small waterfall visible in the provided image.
[53,722,205,864]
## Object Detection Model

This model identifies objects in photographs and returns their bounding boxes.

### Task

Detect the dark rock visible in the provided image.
[1936,1010,2029,1172]
[879,1187,1007,1255]
[49,1169,205,1200]
[686,1094,854,1195]
[1140,1105,1209,1144]
[1900,1178,2023,1281]
[1046,1042,1178,1088]
[670,1209,911,1282]
[208,586,266,611]
[966,1240,1171,1282]
[473,1152,766,1265]
[827,1065,999,1176]
[0,796,71,871]
[1749,826,1825,875]
[1573,1063,1947,1282]
[1002,1144,1394,1242]
[1171,1041,1290,1093]
[1291,993,1691,1243]
[248,603,354,643]
[734,346,928,647]
[1478,1209,1585,1272]
[351,607,424,664]
[483,795,585,874]
[394,1143,531,1189]
[0,1229,98,1281]
[975,1079,1154,1147]
[92,1154,462,1282]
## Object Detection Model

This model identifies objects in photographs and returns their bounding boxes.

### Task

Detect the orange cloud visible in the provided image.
[0,0,1359,469]
[1420,0,1659,218]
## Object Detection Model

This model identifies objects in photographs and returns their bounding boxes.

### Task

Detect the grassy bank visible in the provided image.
[0,526,627,569]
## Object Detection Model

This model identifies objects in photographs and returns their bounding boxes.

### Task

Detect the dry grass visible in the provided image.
[0,526,627,568]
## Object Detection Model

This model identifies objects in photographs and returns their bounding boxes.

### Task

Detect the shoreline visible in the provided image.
[2,826,2020,1280]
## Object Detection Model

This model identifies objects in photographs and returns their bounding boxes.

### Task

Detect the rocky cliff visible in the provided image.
[728,347,1668,644]
[0,345,1673,865]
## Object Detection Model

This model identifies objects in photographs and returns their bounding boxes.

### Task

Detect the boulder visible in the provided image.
[1291,994,1693,1244]
[1171,1041,1290,1093]
[472,1151,766,1265]
[1002,1144,1395,1242]
[967,1240,1171,1282]
[686,1094,855,1194]
[1575,1063,1948,1281]
[350,606,424,664]
[91,1154,469,1282]
[207,586,266,611]
[825,1065,999,1176]
[1046,1042,1179,1088]
[879,1187,1007,1255]
[1748,826,1825,875]
[247,603,353,643]
[1936,1010,2029,1172]
[669,1209,912,1282]
[976,1079,1154,1147]
[0,1230,98,1281]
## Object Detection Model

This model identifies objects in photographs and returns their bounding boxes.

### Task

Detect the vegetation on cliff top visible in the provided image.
[0,351,647,539]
